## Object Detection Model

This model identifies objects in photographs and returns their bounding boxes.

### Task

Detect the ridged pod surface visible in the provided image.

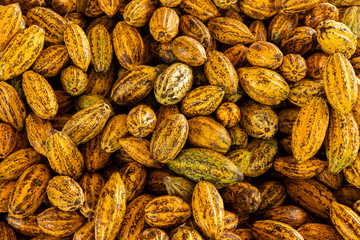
[97,0,120,17]
[192,180,225,239]
[6,214,45,236]
[179,14,211,48]
[149,7,179,43]
[0,123,16,159]
[252,220,304,240]
[287,79,325,107]
[140,228,169,240]
[278,0,322,14]
[239,0,278,20]
[60,66,88,96]
[163,176,195,204]
[0,3,22,52]
[95,172,126,240]
[172,36,207,67]
[330,202,360,240]
[119,162,147,201]
[179,0,219,22]
[101,114,128,153]
[123,0,156,28]
[280,26,317,56]
[257,181,286,213]
[323,52,358,114]
[268,13,298,45]
[171,226,203,240]
[246,41,283,69]
[0,25,44,81]
[279,54,307,82]
[82,131,111,172]
[126,105,156,138]
[0,180,16,213]
[0,221,16,240]
[264,205,308,228]
[274,157,327,179]
[297,223,343,240]
[73,222,95,240]
[8,164,50,218]
[291,97,329,162]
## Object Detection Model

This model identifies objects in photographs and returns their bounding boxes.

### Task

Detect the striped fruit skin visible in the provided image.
[297,223,342,240]
[6,214,45,236]
[0,180,16,213]
[64,21,91,72]
[62,103,112,145]
[119,162,147,202]
[101,114,128,153]
[22,70,58,120]
[279,54,307,82]
[257,181,286,213]
[344,155,360,188]
[73,221,95,240]
[268,13,298,45]
[79,172,105,219]
[291,97,329,163]
[149,7,179,43]
[341,6,360,45]
[117,194,153,240]
[171,226,203,240]
[326,110,360,174]
[249,20,267,43]
[204,50,238,95]
[0,221,16,240]
[95,172,127,240]
[323,52,358,114]
[280,26,317,56]
[8,164,50,219]
[180,85,225,117]
[278,108,300,135]
[252,220,304,240]
[88,24,113,72]
[150,114,189,164]
[273,157,327,179]
[264,205,308,228]
[145,195,191,228]
[86,65,116,97]
[278,0,322,14]
[46,175,85,212]
[0,3,22,52]
[164,176,195,204]
[123,0,156,28]
[97,0,120,17]
[284,178,336,218]
[287,79,325,107]
[0,123,16,158]
[167,148,243,189]
[179,14,211,48]
[192,180,225,239]
[0,25,44,81]
[239,0,277,20]
[126,105,157,138]
[316,168,343,190]
[37,207,86,237]
[223,211,238,232]
[246,41,283,70]
[112,21,145,69]
[60,65,89,96]
[140,228,169,240]
[26,7,66,44]
[179,0,219,22]
[330,201,360,240]
[46,129,84,179]
[0,148,42,181]
[172,36,207,67]
[32,45,70,77]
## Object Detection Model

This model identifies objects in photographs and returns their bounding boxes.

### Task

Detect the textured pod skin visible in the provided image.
[64,21,91,72]
[227,125,248,149]
[62,103,111,145]
[287,79,325,107]
[306,53,328,79]
[257,181,286,213]
[341,6,360,44]
[188,116,231,154]
[0,221,16,239]
[60,65,89,96]
[305,3,339,29]
[145,195,192,228]
[123,0,156,27]
[140,228,169,240]
[274,156,327,179]
[0,3,22,52]
[246,41,283,70]
[167,148,243,189]
[278,108,300,135]
[238,67,289,105]
[119,162,147,202]
[26,7,66,44]
[37,207,85,237]
[171,226,203,240]
[323,52,358,114]
[333,184,360,206]
[163,176,195,204]
[73,221,95,240]
[79,172,105,219]
[51,0,76,15]
[146,169,174,195]
[180,85,224,117]
[240,101,279,139]
[244,138,278,177]
[149,7,179,43]
[326,110,360,174]
[179,0,219,22]
[280,26,317,56]
[75,94,113,113]
[88,24,113,72]
[226,149,252,173]
[249,20,267,42]
[284,178,336,218]
[55,90,73,114]
[86,65,116,97]
[297,223,342,240]
[111,65,159,105]
[239,0,277,20]
[223,44,247,69]
[317,20,356,59]
[179,15,211,48]
[0,148,41,180]
[215,102,241,128]
[155,105,180,130]
[0,123,16,158]
[46,129,84,179]
[0,180,16,212]
[101,114,128,153]
[252,220,304,240]
[192,180,224,239]
[95,172,126,240]
[207,17,255,45]
[172,36,207,67]
[223,211,238,232]
[330,202,360,240]
[204,50,238,95]
[278,0,322,14]
[219,231,246,239]
[344,155,360,188]
[149,39,177,64]
[6,214,45,236]
[264,206,307,228]
[233,229,255,240]
[22,71,58,120]
[0,82,26,131]
[67,12,87,29]
[8,164,50,218]
[0,25,44,81]
[150,114,188,164]
[112,21,145,69]
[97,0,120,17]
[279,54,307,82]
[46,176,85,212]
[127,105,156,138]
[316,168,343,190]
[268,13,298,45]
[154,63,193,105]
[82,131,111,172]
[291,97,329,163]
[32,45,70,78]
[117,194,153,240]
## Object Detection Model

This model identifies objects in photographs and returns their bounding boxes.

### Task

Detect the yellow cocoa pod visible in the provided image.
[140,228,169,240]
[87,24,113,72]
[46,129,84,179]
[239,0,277,20]
[268,13,298,45]
[66,12,87,29]
[86,65,116,97]
[280,26,317,56]
[75,94,113,114]
[85,15,116,34]
[179,0,219,22]
[7,214,45,236]
[344,155,360,188]
[223,210,238,232]
[82,131,111,172]
[278,108,300,135]
[62,103,112,145]
[119,162,147,202]
[287,79,325,107]
[188,116,231,154]
[0,221,16,240]
[146,169,175,195]
[233,229,255,240]
[160,0,181,7]
[304,3,339,29]
[192,180,225,239]
[306,52,328,79]
[123,0,156,28]
[226,149,252,173]
[316,168,343,190]
[291,97,329,162]
[341,6,360,47]
[55,90,73,114]
[257,181,286,213]
[163,176,195,205]
[0,3,22,52]
[8,164,50,218]
[60,65,89,96]
[246,41,283,70]
[0,180,16,213]
[155,105,179,131]
[37,207,85,237]
[46,175,85,212]
[112,21,145,69]
[252,220,304,240]
[317,20,356,59]
[97,0,120,17]
[297,223,342,240]
[227,125,248,149]
[179,14,211,48]
[278,0,322,14]
[172,36,207,67]
[333,184,360,206]
[249,20,267,42]
[330,201,360,240]
[51,0,76,15]
[73,221,95,240]
[0,123,16,158]
[22,70,58,120]
[127,105,156,138]
[101,114,128,153]
[149,7,179,43]
[279,54,307,82]
[223,44,247,69]
[215,102,241,128]
[323,51,358,114]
